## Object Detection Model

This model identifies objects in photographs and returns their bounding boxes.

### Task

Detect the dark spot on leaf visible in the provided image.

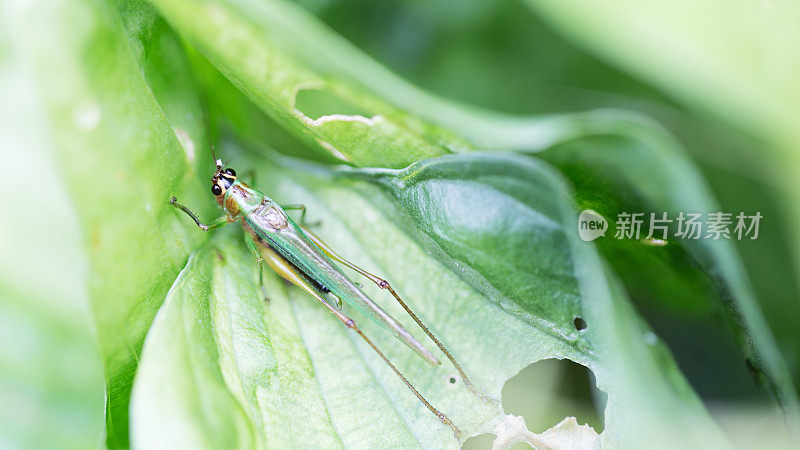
[449,377,457,384]
[574,316,587,330]
[215,250,225,262]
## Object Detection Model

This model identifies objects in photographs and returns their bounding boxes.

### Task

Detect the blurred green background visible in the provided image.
[2,0,799,448]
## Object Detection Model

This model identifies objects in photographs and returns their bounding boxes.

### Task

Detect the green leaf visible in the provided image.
[340,152,729,446]
[530,113,800,426]
[145,0,472,168]
[128,150,726,448]
[0,33,103,449]
[517,3,800,370]
[5,0,214,446]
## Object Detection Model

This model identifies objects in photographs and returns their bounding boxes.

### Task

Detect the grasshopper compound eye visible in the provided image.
[211,183,222,196]
[225,168,236,176]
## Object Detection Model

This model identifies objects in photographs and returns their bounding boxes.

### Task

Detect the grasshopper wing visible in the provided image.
[246,202,440,366]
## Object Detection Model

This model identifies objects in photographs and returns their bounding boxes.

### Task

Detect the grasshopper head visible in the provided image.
[211,159,237,202]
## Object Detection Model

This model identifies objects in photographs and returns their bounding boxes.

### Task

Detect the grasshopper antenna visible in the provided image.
[197,67,221,171]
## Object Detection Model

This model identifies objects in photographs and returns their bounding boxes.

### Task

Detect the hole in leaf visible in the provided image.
[502,359,606,434]
[294,88,371,121]
[461,433,494,450]
[574,317,587,330]
[508,444,533,450]
[462,433,532,450]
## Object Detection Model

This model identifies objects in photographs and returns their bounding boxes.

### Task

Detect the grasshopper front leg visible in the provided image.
[169,197,230,231]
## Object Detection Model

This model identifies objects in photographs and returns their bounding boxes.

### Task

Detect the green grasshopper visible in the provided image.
[170,159,487,439]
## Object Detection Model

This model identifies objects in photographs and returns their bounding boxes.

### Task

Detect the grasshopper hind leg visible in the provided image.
[247,235,342,311]
[254,240,462,440]
[308,279,342,311]
[300,225,497,404]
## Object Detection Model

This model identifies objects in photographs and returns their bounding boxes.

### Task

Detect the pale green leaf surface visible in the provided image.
[0,29,103,449]
[4,0,215,446]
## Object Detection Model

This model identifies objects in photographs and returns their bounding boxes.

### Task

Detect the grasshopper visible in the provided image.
[170,159,489,439]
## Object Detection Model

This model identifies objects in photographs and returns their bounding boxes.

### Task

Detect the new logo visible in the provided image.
[578,210,608,241]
